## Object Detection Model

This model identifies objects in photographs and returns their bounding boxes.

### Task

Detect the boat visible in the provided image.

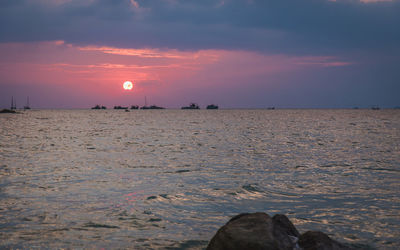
[24,96,31,110]
[140,96,165,109]
[141,105,165,109]
[182,103,200,109]
[130,105,139,109]
[0,109,17,114]
[371,106,380,110]
[114,106,128,110]
[206,104,218,109]
[10,96,16,110]
[92,105,107,109]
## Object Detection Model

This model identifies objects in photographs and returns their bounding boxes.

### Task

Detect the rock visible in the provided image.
[272,214,300,249]
[207,213,353,250]
[299,231,351,250]
[207,212,299,250]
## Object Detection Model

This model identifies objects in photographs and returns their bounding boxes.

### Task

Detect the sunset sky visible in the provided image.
[1,0,399,109]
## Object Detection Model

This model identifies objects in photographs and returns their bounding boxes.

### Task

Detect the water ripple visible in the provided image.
[0,109,399,249]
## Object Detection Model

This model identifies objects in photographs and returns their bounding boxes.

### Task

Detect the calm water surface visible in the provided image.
[0,109,399,249]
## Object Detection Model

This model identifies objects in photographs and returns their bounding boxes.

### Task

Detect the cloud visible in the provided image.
[78,45,190,59]
[1,1,399,109]
[0,40,365,108]
[0,0,399,55]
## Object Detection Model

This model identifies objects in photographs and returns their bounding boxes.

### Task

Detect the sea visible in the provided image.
[0,109,399,249]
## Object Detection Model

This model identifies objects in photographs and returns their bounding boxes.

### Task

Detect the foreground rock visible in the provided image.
[298,231,351,250]
[207,212,352,250]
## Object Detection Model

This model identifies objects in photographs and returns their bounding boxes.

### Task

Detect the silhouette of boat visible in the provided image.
[182,103,200,109]
[141,105,165,109]
[139,96,165,109]
[267,107,275,110]
[0,109,17,114]
[206,104,218,109]
[371,106,380,110]
[92,105,107,109]
[114,106,128,110]
[130,105,139,109]
[24,96,31,110]
[10,96,16,110]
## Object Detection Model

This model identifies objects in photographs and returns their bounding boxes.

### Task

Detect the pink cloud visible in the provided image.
[0,41,352,108]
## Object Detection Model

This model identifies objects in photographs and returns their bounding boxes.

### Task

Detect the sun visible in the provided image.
[123,81,133,90]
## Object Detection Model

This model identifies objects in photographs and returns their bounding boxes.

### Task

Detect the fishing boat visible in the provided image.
[141,105,165,109]
[371,106,380,110]
[0,109,16,113]
[182,103,200,109]
[206,104,218,109]
[114,106,128,110]
[92,105,107,109]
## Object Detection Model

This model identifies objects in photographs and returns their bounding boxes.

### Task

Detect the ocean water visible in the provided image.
[0,109,399,249]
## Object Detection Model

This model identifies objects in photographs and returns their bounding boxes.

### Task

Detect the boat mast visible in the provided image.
[11,96,16,109]
[24,96,31,110]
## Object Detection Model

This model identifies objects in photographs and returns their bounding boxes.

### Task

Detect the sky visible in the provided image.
[0,0,399,109]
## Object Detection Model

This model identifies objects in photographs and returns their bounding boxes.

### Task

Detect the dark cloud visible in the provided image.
[0,0,399,54]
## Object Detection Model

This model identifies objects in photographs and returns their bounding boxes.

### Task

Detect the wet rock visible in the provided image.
[207,212,352,250]
[299,231,351,250]
[207,212,299,250]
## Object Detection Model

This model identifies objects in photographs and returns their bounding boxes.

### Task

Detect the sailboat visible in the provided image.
[140,96,164,109]
[10,96,16,110]
[24,96,31,110]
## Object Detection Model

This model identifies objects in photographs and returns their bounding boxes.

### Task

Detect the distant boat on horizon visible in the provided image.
[114,106,128,110]
[182,103,200,109]
[24,96,31,110]
[0,108,17,114]
[141,105,165,109]
[206,104,218,109]
[371,106,380,110]
[140,96,165,109]
[92,105,107,109]
[10,96,16,110]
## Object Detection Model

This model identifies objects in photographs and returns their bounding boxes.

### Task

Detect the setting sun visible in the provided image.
[123,81,133,90]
